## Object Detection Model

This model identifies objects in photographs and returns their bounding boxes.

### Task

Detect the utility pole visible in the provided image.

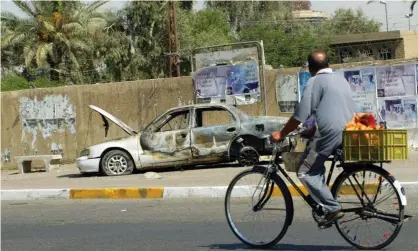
[409,17,411,30]
[367,0,389,32]
[405,0,416,30]
[167,0,180,77]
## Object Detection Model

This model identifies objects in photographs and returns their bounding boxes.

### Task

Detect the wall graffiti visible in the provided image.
[1,148,11,163]
[19,95,76,150]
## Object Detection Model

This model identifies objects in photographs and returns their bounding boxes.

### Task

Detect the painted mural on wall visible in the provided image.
[288,62,418,130]
[19,95,76,150]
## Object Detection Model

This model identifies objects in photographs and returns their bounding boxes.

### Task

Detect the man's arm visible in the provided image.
[278,117,301,139]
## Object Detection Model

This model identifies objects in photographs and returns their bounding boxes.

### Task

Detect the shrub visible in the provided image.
[1,75,65,92]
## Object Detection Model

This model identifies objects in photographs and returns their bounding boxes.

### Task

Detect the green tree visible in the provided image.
[239,21,332,68]
[324,8,381,35]
[109,1,168,80]
[176,8,234,74]
[205,1,310,35]
[1,0,109,83]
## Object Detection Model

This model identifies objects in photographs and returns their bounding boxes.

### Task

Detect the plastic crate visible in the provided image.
[343,129,408,162]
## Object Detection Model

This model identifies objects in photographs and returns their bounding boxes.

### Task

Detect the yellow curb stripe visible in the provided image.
[69,187,164,199]
[271,183,380,197]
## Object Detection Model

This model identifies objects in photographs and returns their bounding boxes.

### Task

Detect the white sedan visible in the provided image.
[77,104,288,176]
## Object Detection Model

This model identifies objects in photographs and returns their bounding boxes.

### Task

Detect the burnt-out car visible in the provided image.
[76,104,288,176]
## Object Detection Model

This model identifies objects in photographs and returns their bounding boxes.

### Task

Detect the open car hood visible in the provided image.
[89,105,137,136]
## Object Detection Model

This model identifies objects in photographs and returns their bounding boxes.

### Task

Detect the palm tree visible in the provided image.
[1,0,108,83]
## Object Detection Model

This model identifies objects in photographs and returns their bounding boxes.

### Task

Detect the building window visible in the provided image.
[339,48,352,63]
[360,47,373,57]
[378,47,392,60]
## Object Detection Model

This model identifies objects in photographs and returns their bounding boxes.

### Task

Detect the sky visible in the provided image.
[1,0,417,32]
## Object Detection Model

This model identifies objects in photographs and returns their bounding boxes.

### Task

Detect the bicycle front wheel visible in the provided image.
[332,165,405,250]
[224,165,293,249]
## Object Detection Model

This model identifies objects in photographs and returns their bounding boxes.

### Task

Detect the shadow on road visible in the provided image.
[201,243,354,250]
[56,161,269,179]
[57,173,98,178]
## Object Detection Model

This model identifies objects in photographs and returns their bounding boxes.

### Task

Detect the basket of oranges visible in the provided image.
[343,113,408,162]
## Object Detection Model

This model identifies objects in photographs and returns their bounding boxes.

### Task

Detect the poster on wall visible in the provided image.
[225,59,260,105]
[376,64,416,98]
[193,66,227,104]
[338,67,379,118]
[356,98,378,114]
[192,59,260,104]
[340,67,376,100]
[276,74,298,113]
[298,71,311,101]
[377,97,418,129]
[416,64,418,95]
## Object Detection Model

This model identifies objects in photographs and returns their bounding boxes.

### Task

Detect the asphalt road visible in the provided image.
[2,196,418,251]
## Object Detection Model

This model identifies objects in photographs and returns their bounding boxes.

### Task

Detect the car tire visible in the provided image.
[237,146,260,167]
[101,150,134,176]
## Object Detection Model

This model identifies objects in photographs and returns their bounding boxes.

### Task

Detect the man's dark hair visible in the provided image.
[307,49,329,72]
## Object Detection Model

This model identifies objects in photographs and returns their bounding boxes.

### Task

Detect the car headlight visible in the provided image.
[80,149,90,157]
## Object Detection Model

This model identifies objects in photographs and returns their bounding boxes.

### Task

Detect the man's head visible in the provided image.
[308,49,329,76]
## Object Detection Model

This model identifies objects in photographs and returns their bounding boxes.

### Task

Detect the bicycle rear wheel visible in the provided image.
[331,165,405,250]
[224,165,293,249]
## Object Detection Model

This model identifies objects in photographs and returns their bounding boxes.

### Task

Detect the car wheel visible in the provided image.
[101,150,134,176]
[237,146,260,167]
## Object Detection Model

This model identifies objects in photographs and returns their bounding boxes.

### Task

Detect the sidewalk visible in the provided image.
[2,151,418,200]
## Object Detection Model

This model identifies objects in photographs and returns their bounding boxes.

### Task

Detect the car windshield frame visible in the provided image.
[226,105,249,120]
[143,108,191,133]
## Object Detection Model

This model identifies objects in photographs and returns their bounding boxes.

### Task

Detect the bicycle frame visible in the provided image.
[274,152,339,211]
[266,140,389,214]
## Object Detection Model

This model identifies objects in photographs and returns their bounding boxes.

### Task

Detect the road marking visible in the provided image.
[2,182,418,200]
[69,187,164,199]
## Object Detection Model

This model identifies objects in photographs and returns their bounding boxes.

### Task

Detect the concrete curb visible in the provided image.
[2,182,418,200]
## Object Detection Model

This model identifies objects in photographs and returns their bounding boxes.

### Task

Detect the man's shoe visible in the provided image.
[318,209,345,228]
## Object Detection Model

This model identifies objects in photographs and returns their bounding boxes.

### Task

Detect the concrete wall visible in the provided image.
[401,31,418,59]
[1,78,196,163]
[1,58,418,164]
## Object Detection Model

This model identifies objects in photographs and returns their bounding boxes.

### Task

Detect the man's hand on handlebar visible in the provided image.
[270,131,285,143]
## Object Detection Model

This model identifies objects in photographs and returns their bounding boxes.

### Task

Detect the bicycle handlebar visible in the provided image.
[267,130,302,146]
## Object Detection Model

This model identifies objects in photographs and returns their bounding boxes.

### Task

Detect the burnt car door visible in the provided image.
[139,108,192,167]
[190,106,239,163]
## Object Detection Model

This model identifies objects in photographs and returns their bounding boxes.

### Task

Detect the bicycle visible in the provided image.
[224,131,412,250]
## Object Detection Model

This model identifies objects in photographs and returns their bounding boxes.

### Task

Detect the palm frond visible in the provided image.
[1,31,32,48]
[12,0,36,17]
[1,11,19,23]
[0,11,31,30]
[55,32,71,48]
[2,16,37,34]
[68,39,89,50]
[35,42,53,67]
[23,43,36,67]
[1,33,16,48]
[42,21,56,32]
[84,1,109,14]
[32,1,43,15]
[61,22,84,34]
[68,51,80,69]
[87,17,107,32]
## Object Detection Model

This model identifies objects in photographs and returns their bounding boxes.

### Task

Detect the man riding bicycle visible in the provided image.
[270,49,356,227]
